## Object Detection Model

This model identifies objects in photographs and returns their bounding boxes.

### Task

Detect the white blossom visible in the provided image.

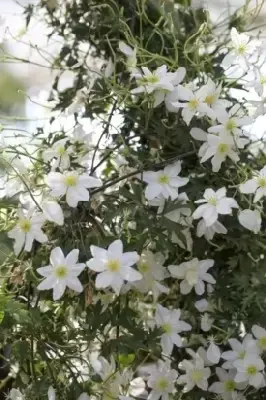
[168,258,215,295]
[221,335,259,370]
[172,85,213,125]
[239,166,266,202]
[155,304,192,355]
[45,170,102,207]
[252,325,266,352]
[208,105,252,138]
[234,355,265,388]
[147,360,178,400]
[238,209,261,234]
[119,41,137,71]
[177,356,211,392]
[222,28,258,70]
[87,240,141,294]
[196,219,227,240]
[37,247,86,300]
[142,161,188,201]
[134,250,169,300]
[193,187,238,227]
[8,208,48,255]
[201,313,214,332]
[195,299,209,313]
[42,138,73,171]
[209,368,246,400]
[206,341,221,364]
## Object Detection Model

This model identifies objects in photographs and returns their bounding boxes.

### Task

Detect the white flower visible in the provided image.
[209,368,246,400]
[168,258,215,295]
[104,58,114,78]
[195,299,209,313]
[45,170,102,207]
[240,166,266,202]
[222,28,257,70]
[238,210,261,234]
[206,341,221,364]
[131,65,174,98]
[142,161,189,201]
[1,157,29,198]
[155,304,192,355]
[196,219,227,240]
[147,360,178,400]
[252,325,266,352]
[68,125,92,148]
[198,78,230,119]
[208,105,252,138]
[87,239,141,294]
[162,67,186,110]
[248,65,266,96]
[8,208,48,255]
[134,250,169,300]
[37,247,86,300]
[42,138,73,171]
[193,187,238,227]
[119,41,137,71]
[234,355,265,388]
[201,313,214,332]
[177,356,211,392]
[41,199,64,226]
[172,85,213,125]
[200,134,244,172]
[221,335,259,370]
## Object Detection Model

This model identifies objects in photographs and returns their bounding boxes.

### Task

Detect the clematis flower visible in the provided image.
[119,41,137,71]
[239,166,266,202]
[222,28,258,70]
[238,209,261,234]
[168,258,215,295]
[8,208,48,255]
[252,325,266,352]
[147,360,178,400]
[209,368,246,399]
[155,304,192,355]
[142,161,189,201]
[45,170,102,207]
[131,65,174,97]
[193,187,238,227]
[42,138,73,171]
[37,247,86,300]
[234,355,265,388]
[196,219,227,240]
[87,240,141,294]
[221,335,259,370]
[172,85,213,125]
[177,355,211,392]
[208,105,252,138]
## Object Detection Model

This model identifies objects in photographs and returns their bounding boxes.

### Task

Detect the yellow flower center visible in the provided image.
[19,219,31,233]
[146,74,160,84]
[218,143,229,154]
[226,119,237,133]
[156,378,168,390]
[107,259,120,272]
[237,44,247,55]
[158,174,169,184]
[258,336,266,349]
[57,146,65,155]
[247,365,257,376]
[207,196,217,206]
[162,323,172,334]
[55,265,68,278]
[191,369,204,383]
[258,177,266,187]
[65,175,78,187]
[260,76,266,84]
[205,94,215,105]
[224,379,236,392]
[139,262,150,274]
[188,98,199,110]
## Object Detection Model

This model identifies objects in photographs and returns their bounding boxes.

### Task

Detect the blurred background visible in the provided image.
[1,0,266,132]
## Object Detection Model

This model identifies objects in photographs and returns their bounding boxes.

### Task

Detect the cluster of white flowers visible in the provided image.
[3,17,266,400]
